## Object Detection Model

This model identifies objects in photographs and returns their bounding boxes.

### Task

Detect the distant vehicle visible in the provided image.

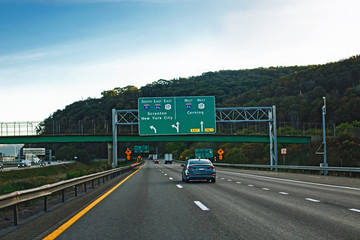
[149,154,158,160]
[154,160,159,164]
[40,160,46,166]
[33,156,41,163]
[164,153,173,164]
[0,164,3,169]
[18,160,31,168]
[182,159,216,183]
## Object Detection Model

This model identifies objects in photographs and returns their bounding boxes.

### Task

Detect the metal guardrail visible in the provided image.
[174,160,360,173]
[211,163,360,173]
[0,162,143,226]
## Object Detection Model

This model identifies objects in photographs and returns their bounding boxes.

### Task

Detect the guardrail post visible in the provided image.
[62,189,65,203]
[44,196,48,212]
[98,178,100,186]
[14,204,19,226]
[74,185,78,197]
[84,182,87,192]
[92,180,94,189]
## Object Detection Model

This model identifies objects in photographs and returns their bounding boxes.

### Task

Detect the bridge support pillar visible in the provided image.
[107,142,113,166]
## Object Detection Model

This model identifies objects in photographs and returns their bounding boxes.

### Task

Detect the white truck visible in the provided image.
[26,153,40,163]
[164,153,173,164]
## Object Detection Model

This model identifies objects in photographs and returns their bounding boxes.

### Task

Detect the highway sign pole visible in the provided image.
[269,105,278,169]
[112,109,117,169]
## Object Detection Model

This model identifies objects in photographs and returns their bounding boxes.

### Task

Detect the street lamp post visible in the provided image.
[322,97,328,175]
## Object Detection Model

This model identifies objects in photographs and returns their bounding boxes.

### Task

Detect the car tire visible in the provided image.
[185,178,189,183]
[212,179,216,183]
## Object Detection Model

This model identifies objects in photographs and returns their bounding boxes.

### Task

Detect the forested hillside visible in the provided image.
[39,55,360,167]
[44,55,360,127]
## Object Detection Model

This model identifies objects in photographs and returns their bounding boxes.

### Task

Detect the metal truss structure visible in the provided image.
[115,109,138,125]
[112,106,278,169]
[0,121,41,136]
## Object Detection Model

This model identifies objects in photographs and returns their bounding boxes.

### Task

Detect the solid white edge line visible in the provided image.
[349,208,360,213]
[194,201,209,211]
[305,198,321,203]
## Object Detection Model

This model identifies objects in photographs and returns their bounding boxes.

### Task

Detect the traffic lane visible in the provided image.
[156,163,360,239]
[54,162,239,240]
[216,170,360,211]
[158,162,360,212]
[205,179,360,240]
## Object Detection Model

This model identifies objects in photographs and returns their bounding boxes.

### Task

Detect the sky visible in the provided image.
[1,0,359,123]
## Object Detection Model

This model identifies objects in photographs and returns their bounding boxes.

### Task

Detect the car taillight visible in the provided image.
[187,166,195,169]
[207,166,215,169]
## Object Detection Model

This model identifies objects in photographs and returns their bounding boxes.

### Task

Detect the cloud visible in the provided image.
[215,0,360,66]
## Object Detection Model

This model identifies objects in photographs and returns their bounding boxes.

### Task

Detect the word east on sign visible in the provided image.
[138,96,216,135]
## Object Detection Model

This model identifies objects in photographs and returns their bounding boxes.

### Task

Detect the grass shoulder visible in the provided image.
[0,161,135,195]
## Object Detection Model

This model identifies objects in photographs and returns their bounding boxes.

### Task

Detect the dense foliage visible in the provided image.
[37,55,360,166]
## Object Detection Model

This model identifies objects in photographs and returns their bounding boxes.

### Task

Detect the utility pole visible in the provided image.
[322,97,328,175]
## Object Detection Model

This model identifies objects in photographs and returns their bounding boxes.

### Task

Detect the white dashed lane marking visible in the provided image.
[279,192,289,195]
[349,208,360,213]
[305,198,321,203]
[194,201,209,211]
[176,184,183,189]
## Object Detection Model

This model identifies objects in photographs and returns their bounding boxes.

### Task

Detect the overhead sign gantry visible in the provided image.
[112,98,278,169]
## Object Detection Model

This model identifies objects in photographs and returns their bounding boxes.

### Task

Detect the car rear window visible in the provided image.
[189,160,212,165]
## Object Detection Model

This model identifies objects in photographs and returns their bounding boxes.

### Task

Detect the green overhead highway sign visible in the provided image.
[138,96,216,135]
[195,149,214,158]
[134,145,150,153]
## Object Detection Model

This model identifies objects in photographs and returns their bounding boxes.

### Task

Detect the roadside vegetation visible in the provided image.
[0,161,136,195]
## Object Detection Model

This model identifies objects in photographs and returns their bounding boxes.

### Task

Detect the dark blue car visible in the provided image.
[182,159,216,183]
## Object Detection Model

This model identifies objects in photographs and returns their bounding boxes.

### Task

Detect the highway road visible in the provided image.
[2,160,360,239]
[0,161,71,171]
[37,160,359,240]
